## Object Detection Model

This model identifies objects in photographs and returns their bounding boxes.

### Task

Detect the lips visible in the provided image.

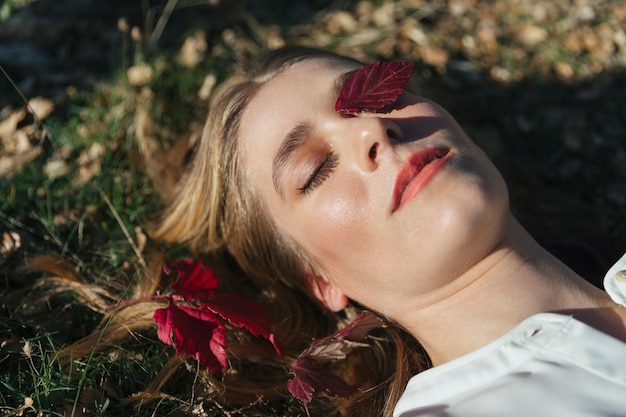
[392,147,451,212]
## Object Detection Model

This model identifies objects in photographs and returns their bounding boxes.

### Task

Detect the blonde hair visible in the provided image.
[47,46,429,416]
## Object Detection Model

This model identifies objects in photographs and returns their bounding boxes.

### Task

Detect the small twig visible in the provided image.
[0,64,30,106]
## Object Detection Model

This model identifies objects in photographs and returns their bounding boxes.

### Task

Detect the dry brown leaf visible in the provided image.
[78,142,105,165]
[614,29,626,53]
[135,226,147,254]
[354,1,374,23]
[449,0,469,16]
[338,28,387,48]
[74,143,105,184]
[177,30,207,68]
[127,63,154,87]
[14,397,35,416]
[198,73,217,101]
[42,144,73,179]
[528,3,553,22]
[326,11,358,35]
[0,231,21,263]
[517,25,548,47]
[74,162,102,185]
[563,30,585,55]
[0,157,13,178]
[0,108,26,146]
[371,2,396,28]
[554,61,574,80]
[418,44,449,69]
[476,22,498,52]
[27,97,54,120]
[581,26,603,52]
[265,25,285,49]
[0,135,42,179]
[14,129,32,154]
[131,100,196,200]
[44,159,69,179]
[490,66,513,83]
[402,23,428,46]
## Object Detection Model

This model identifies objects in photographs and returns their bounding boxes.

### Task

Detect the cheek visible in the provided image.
[301,194,363,251]
[294,180,377,272]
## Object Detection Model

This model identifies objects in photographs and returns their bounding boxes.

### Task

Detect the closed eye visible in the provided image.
[297,151,339,195]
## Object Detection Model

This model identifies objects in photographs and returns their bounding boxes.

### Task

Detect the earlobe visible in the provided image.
[305,273,349,312]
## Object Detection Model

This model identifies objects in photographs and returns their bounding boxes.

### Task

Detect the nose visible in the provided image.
[343,116,403,172]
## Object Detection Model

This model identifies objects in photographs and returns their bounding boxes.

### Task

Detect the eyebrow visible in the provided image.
[270,69,359,200]
[272,122,313,199]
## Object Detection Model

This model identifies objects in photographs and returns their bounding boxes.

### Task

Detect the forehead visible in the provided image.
[248,57,358,118]
[238,57,358,172]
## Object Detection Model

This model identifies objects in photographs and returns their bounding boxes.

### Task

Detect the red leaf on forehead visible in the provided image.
[335,61,415,114]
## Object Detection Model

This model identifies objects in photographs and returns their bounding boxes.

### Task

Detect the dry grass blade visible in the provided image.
[99,190,147,270]
[149,0,178,47]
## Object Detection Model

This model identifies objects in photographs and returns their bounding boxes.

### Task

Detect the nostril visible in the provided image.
[369,143,378,160]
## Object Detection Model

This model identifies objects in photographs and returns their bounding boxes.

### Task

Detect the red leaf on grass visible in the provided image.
[335,61,415,114]
[156,259,283,373]
[203,293,283,356]
[166,259,219,301]
[154,301,227,373]
[287,311,385,404]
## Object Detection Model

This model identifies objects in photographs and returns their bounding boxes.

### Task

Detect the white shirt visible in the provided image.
[394,252,626,417]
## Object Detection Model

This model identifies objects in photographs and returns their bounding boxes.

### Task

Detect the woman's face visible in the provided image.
[239,57,510,320]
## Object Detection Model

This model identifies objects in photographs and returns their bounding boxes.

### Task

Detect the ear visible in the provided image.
[305,273,349,312]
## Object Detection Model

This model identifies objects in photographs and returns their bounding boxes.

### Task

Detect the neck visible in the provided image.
[400,217,617,366]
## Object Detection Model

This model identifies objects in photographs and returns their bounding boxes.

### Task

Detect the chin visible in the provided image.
[434,173,509,254]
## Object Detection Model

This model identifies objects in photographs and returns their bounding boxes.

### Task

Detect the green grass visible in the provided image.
[0,326,192,416]
[0,48,206,417]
